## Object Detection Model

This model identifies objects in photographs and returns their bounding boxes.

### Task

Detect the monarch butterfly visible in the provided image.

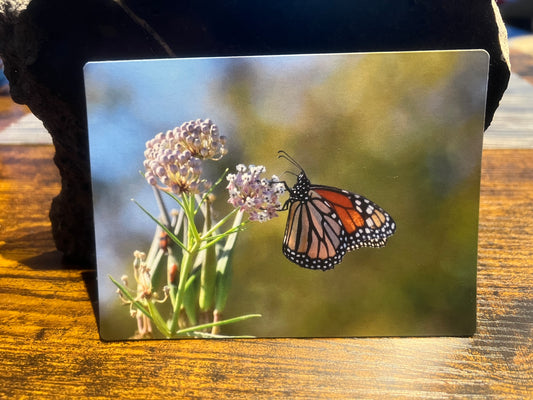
[278,151,396,270]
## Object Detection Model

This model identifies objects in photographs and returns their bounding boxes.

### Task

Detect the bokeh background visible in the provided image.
[85,50,488,339]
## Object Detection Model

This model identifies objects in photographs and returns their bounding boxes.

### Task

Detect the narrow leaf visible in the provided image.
[132,198,187,252]
[108,275,151,320]
[175,313,261,335]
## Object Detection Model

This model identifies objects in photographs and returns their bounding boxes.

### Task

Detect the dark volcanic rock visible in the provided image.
[0,0,510,266]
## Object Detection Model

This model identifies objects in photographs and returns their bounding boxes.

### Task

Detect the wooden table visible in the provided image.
[0,145,531,398]
[1,41,532,399]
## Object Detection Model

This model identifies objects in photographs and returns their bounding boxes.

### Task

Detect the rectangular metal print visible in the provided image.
[84,50,488,339]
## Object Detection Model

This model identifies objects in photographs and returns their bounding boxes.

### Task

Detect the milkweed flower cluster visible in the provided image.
[227,164,286,222]
[143,119,227,195]
[112,118,274,338]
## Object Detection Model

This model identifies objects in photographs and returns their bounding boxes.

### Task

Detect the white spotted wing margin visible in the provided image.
[282,183,396,271]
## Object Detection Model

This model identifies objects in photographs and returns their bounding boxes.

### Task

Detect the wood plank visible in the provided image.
[0,113,52,145]
[484,73,533,149]
[0,146,531,398]
[509,39,533,85]
[0,95,30,131]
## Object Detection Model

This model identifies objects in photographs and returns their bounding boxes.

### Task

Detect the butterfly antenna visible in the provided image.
[277,150,304,172]
[284,170,298,177]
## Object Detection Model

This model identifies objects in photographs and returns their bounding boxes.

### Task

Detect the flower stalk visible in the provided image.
[199,196,217,312]
[110,119,284,338]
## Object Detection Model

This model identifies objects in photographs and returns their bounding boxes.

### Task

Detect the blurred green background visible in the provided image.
[85,50,488,339]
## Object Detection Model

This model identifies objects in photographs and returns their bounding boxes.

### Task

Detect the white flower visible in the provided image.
[226,164,285,222]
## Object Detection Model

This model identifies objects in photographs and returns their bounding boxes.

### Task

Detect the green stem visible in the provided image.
[194,168,229,214]
[198,224,246,251]
[174,313,261,336]
[132,199,187,252]
[181,194,201,243]
[146,298,171,337]
[199,199,217,311]
[169,247,198,335]
[168,194,201,335]
[215,210,245,313]
[201,207,240,239]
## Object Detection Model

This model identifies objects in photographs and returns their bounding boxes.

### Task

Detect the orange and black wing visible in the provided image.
[282,186,395,270]
[312,186,396,251]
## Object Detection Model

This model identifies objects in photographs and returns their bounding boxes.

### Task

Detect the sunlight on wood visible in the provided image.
[0,147,530,398]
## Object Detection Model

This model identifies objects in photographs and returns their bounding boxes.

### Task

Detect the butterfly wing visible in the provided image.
[283,185,396,270]
[283,189,348,270]
[312,186,396,250]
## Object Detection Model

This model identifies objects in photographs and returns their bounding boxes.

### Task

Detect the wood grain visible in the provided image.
[0,146,531,399]
[0,96,30,131]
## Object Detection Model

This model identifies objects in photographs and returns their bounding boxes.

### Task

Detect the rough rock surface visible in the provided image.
[0,0,510,266]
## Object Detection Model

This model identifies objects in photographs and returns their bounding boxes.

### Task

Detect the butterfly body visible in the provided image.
[280,155,396,270]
